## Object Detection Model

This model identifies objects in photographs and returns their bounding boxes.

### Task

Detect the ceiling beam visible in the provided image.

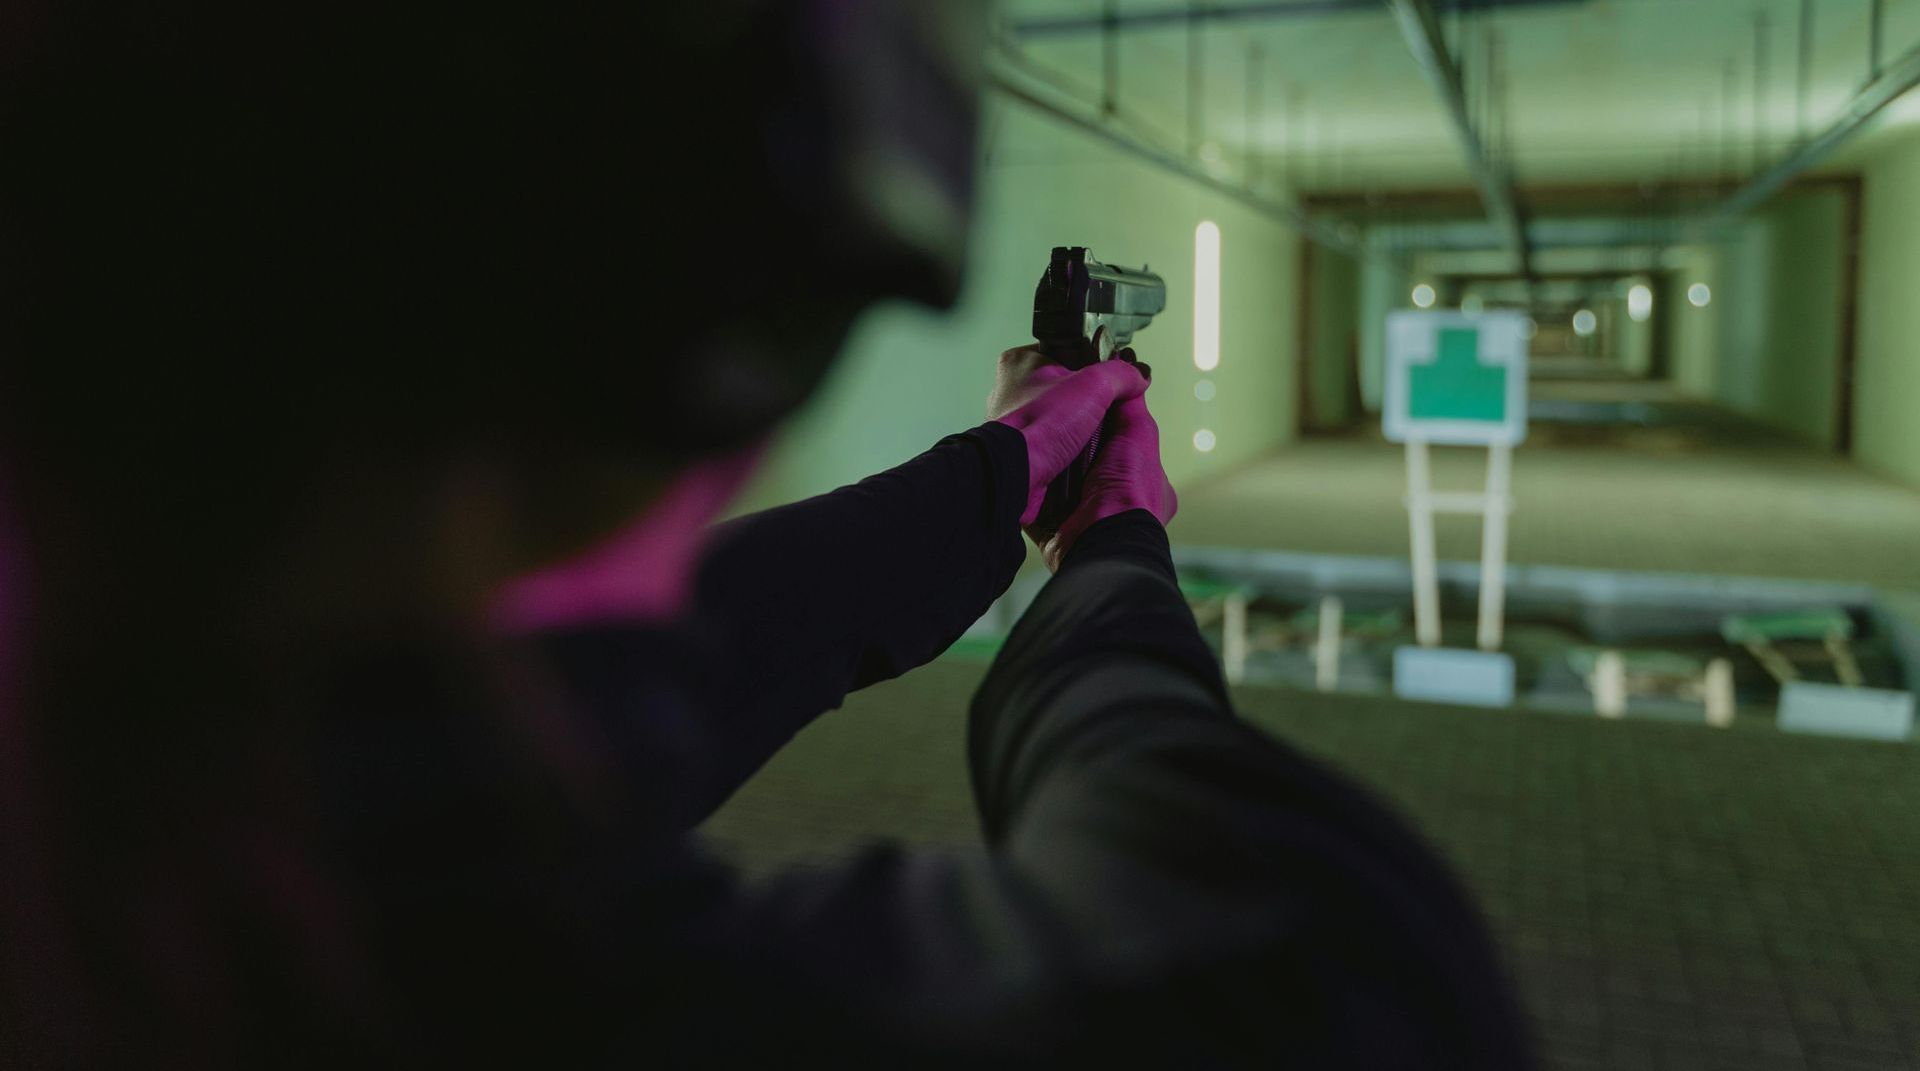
[1012,0,1582,38]
[984,55,1366,258]
[1384,0,1532,276]
[1704,35,1920,230]
[1369,217,1685,253]
[1440,270,1659,284]
[1305,175,1862,217]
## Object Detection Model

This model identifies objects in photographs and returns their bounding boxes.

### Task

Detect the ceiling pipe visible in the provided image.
[1703,35,1920,230]
[984,54,1366,258]
[1384,0,1533,276]
[1870,0,1886,80]
[1369,217,1690,253]
[1013,0,1582,37]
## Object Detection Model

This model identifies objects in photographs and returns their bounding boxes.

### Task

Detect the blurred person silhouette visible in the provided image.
[0,2,1533,1066]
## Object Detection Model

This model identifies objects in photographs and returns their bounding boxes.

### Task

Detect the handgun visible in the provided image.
[1027,246,1167,537]
[1032,246,1166,369]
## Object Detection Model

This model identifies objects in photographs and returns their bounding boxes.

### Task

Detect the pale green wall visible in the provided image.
[1713,216,1774,415]
[1661,191,1845,446]
[1856,132,1920,490]
[1304,247,1361,430]
[1662,252,1720,399]
[1710,188,1847,448]
[1356,253,1410,413]
[735,99,1303,515]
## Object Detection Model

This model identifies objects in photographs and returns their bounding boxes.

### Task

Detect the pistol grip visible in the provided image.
[1028,422,1105,544]
[1022,349,1147,542]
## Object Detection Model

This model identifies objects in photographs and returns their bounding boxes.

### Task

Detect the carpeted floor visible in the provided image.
[703,659,1920,1071]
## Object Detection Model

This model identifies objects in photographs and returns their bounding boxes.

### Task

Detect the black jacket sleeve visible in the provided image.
[346,484,1534,1068]
[668,511,1536,1067]
[689,421,1029,708]
[535,422,1031,830]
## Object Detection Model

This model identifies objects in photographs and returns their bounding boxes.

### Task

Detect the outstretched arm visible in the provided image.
[699,394,1534,1066]
[688,349,1151,701]
[632,396,1531,1064]
[407,388,1531,1066]
[522,352,1149,828]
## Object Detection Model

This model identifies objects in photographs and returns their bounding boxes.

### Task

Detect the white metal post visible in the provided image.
[1593,650,1628,718]
[1476,442,1512,652]
[1703,658,1736,727]
[1315,595,1344,692]
[1405,438,1442,647]
[1222,591,1249,685]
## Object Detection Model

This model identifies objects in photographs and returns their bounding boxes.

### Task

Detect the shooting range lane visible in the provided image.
[704,659,1920,1071]
[720,1,1920,1064]
[1169,394,1920,591]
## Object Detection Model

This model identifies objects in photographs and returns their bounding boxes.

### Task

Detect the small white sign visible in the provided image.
[1384,310,1530,447]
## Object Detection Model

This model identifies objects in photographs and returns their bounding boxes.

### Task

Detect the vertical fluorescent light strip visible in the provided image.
[1194,221,1221,372]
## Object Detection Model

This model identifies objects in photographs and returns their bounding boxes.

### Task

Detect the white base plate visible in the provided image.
[1777,682,1914,742]
[1392,646,1516,709]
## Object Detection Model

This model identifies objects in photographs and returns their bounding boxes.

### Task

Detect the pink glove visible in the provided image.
[987,346,1149,527]
[1041,391,1177,571]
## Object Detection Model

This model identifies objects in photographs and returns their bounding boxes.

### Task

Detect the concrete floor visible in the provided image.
[704,661,1920,1071]
[1170,397,1920,589]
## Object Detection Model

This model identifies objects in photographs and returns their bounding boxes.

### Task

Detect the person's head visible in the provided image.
[0,0,986,595]
[0,3,987,1059]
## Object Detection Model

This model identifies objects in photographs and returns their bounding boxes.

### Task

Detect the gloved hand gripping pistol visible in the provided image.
[1028,245,1167,536]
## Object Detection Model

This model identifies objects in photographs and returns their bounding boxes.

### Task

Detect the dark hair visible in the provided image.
[6,4,838,462]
